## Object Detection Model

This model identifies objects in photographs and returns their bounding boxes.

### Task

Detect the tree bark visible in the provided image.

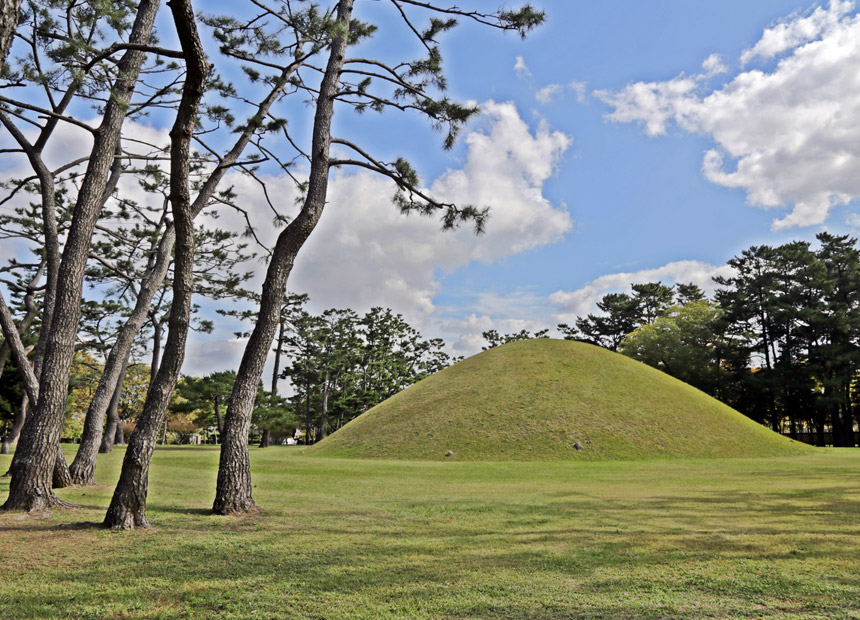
[0,261,44,382]
[103,0,209,529]
[213,0,354,515]
[149,312,163,383]
[1,0,161,513]
[1,393,27,458]
[99,360,127,454]
[259,429,270,448]
[52,445,71,488]
[0,0,20,72]
[0,262,39,452]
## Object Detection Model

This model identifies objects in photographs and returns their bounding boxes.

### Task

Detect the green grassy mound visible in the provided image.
[307,339,812,461]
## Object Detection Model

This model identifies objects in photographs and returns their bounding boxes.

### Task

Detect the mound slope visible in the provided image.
[307,339,812,461]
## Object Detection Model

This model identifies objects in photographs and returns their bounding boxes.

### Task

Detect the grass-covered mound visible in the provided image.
[307,339,812,461]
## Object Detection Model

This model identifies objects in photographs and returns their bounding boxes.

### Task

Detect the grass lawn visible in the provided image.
[308,340,811,461]
[1,446,859,619]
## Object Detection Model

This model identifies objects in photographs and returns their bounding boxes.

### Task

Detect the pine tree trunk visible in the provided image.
[99,364,127,454]
[259,428,270,448]
[150,316,163,383]
[52,445,72,489]
[1,392,27,456]
[213,0,354,515]
[2,0,160,513]
[71,352,129,482]
[103,0,208,529]
[100,416,116,454]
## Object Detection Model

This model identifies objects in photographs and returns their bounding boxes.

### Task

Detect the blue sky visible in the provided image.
[3,0,859,377]
[181,0,860,374]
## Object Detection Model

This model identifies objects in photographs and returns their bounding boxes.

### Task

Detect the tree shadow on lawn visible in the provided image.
[148,505,214,516]
[2,471,860,619]
[7,494,859,620]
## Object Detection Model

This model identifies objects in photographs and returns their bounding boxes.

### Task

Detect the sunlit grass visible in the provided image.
[1,445,858,619]
[309,339,811,461]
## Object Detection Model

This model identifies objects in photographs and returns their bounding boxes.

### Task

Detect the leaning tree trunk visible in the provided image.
[213,0,354,515]
[99,361,127,454]
[103,0,209,530]
[2,0,160,513]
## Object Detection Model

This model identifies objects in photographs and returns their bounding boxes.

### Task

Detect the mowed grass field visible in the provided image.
[1,445,859,619]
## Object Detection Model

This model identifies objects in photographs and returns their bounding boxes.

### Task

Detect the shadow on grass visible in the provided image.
[148,505,214,516]
[2,452,860,619]
[5,486,858,620]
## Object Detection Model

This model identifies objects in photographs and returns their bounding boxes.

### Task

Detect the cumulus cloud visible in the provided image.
[289,101,572,316]
[597,1,860,230]
[548,260,735,323]
[740,0,853,64]
[198,101,572,366]
[595,75,700,136]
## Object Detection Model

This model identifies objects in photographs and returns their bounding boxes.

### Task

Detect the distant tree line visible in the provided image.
[176,297,456,446]
[558,233,860,447]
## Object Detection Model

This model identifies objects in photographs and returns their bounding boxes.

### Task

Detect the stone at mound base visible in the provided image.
[307,339,812,461]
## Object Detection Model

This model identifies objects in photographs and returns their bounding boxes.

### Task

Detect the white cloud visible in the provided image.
[548,260,735,323]
[740,0,853,64]
[569,80,588,102]
[597,2,860,230]
[514,56,531,78]
[203,101,571,365]
[595,75,700,136]
[536,81,588,105]
[536,83,564,104]
[289,101,572,319]
[701,53,728,77]
[442,311,550,356]
[182,335,250,378]
[426,289,552,355]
